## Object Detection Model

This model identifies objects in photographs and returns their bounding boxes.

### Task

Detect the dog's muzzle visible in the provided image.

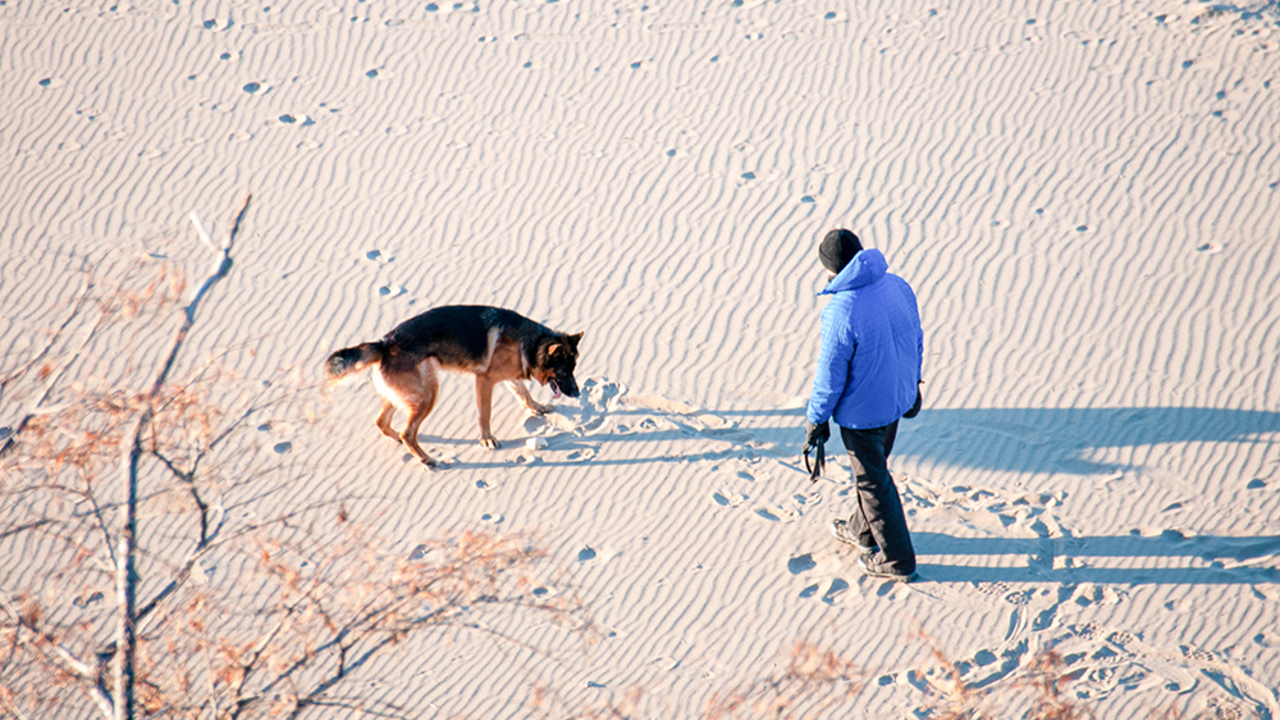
[550,379,580,399]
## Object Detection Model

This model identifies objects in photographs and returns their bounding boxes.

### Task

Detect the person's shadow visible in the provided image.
[896,406,1280,476]
[911,530,1280,585]
[720,404,1280,585]
[891,407,1278,584]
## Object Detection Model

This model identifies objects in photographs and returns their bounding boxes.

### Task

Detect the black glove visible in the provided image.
[803,419,829,483]
[902,382,923,419]
[804,419,830,448]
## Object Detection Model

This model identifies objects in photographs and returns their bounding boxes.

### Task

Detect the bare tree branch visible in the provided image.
[115,193,252,720]
[0,257,93,404]
[1,260,136,460]
[0,588,115,719]
[286,697,408,720]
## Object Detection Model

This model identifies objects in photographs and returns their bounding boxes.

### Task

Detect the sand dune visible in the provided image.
[2,0,1278,716]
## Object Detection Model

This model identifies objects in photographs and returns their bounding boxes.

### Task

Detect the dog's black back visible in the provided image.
[382,305,541,368]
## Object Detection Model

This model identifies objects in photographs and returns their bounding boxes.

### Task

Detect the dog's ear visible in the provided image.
[567,332,583,352]
[546,343,564,358]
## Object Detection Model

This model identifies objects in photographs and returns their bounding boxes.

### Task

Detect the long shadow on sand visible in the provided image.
[912,530,1280,585]
[451,406,1280,477]
[724,406,1280,476]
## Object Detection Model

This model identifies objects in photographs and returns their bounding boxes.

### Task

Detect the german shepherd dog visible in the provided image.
[325,305,583,467]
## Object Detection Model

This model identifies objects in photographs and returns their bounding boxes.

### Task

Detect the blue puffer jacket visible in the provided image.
[805,249,924,430]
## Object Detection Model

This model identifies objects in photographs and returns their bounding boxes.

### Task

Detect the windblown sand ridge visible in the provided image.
[2,0,1278,716]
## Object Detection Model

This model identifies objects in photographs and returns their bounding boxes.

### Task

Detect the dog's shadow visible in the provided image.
[414,396,1280,481]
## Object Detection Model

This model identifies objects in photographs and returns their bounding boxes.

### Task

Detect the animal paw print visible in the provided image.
[1179,644,1216,663]
[1205,697,1245,720]
[1106,631,1136,648]
[1071,622,1102,640]
[1004,589,1035,605]
[976,581,1011,596]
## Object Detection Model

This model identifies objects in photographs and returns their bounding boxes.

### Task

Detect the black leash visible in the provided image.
[803,440,826,482]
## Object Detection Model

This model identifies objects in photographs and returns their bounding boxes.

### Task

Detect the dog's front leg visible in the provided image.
[505,379,555,416]
[475,376,500,449]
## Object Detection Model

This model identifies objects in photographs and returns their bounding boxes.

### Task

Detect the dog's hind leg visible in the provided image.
[374,401,398,441]
[400,383,439,468]
[505,379,554,416]
[377,358,439,468]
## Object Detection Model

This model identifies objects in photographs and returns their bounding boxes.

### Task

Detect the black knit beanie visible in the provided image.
[819,229,862,273]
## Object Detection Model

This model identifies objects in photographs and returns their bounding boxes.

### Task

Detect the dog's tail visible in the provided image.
[325,341,386,384]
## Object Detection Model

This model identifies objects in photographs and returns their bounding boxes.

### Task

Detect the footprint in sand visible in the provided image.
[755,508,781,522]
[793,492,820,507]
[426,1,478,13]
[1070,583,1127,609]
[1107,630,1137,649]
[1004,589,1035,605]
[821,578,849,604]
[711,490,747,507]
[275,114,313,126]
[73,591,105,608]
[787,554,816,574]
[582,378,625,412]
[905,475,1058,538]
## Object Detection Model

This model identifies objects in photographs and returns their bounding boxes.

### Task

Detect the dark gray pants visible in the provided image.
[840,421,916,575]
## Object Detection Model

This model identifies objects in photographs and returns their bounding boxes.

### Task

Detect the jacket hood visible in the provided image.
[818,248,887,295]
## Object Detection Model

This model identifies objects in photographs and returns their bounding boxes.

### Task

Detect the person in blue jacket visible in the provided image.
[804,229,923,582]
